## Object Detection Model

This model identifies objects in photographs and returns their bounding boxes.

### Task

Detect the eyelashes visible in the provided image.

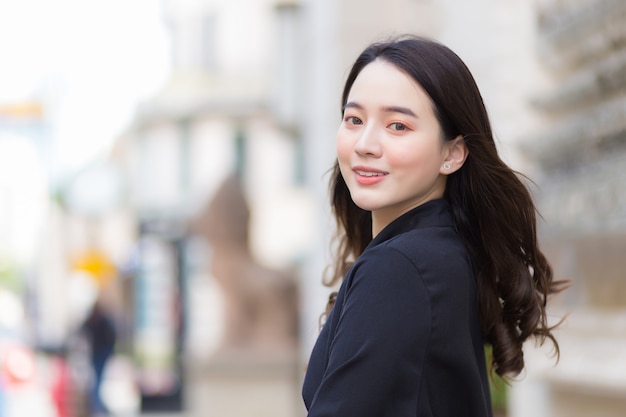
[388,122,408,131]
[344,116,363,125]
[343,116,411,132]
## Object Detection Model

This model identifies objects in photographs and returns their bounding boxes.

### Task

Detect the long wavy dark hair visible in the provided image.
[326,35,566,377]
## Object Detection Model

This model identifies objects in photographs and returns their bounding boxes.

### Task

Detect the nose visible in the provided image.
[354,125,382,157]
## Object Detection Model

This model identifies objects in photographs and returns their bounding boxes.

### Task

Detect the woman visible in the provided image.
[302,35,565,416]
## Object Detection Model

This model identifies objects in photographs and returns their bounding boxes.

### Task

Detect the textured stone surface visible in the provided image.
[512,2,626,416]
[527,0,626,235]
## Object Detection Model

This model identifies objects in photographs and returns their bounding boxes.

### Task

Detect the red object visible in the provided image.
[49,357,74,417]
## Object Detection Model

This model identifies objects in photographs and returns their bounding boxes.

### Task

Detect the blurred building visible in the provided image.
[513,1,626,417]
[0,101,52,338]
[109,0,313,415]
[34,0,626,416]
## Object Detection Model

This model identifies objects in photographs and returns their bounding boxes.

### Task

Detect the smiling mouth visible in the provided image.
[355,170,387,177]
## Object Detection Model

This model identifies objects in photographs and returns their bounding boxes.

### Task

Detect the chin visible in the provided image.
[350,199,379,212]
[348,190,384,211]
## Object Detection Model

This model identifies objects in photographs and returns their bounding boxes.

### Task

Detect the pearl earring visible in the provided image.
[443,162,451,170]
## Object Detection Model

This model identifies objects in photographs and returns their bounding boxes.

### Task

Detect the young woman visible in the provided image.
[302,36,565,416]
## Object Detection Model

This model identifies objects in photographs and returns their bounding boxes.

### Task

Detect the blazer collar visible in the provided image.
[367,198,454,249]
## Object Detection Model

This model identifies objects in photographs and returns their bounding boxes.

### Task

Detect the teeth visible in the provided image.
[356,170,384,177]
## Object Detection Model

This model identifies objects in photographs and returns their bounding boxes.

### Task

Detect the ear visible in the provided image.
[440,135,468,175]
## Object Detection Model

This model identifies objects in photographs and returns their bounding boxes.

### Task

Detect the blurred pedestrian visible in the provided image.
[302,35,567,416]
[80,297,117,416]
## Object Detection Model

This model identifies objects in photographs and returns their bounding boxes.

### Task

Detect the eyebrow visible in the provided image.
[343,101,418,118]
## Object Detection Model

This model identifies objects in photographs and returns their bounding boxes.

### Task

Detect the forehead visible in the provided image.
[347,60,434,109]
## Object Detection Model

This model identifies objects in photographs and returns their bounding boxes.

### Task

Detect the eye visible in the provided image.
[389,122,408,131]
[344,116,363,125]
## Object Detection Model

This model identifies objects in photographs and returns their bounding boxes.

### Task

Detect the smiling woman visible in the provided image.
[336,59,467,235]
[302,35,566,417]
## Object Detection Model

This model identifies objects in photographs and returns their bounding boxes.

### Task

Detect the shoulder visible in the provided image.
[360,226,468,274]
[388,224,463,253]
[337,247,429,328]
[351,244,420,282]
[339,246,433,333]
[358,226,473,293]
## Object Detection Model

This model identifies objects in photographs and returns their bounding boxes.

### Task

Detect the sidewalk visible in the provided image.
[100,355,188,417]
[138,414,184,417]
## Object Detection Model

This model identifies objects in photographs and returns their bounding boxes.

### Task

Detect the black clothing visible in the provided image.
[303,199,493,417]
[82,307,116,360]
[80,304,117,415]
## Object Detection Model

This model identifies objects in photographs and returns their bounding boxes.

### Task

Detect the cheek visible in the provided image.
[336,129,352,162]
[387,141,443,172]
[386,147,426,169]
[385,149,416,168]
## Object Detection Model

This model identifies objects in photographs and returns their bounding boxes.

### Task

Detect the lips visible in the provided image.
[353,167,388,176]
[355,170,385,177]
[352,166,388,185]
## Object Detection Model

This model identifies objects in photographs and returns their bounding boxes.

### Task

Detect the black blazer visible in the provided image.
[303,199,493,417]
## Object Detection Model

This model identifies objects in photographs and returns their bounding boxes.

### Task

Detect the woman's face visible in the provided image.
[337,60,450,233]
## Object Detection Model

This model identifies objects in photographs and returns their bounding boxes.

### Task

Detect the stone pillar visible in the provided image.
[513,1,626,416]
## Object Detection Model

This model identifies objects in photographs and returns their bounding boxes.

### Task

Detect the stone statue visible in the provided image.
[191,173,299,357]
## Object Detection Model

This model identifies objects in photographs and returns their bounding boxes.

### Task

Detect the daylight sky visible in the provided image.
[0,0,171,179]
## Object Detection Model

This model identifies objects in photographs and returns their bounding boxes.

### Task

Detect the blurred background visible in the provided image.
[0,0,624,416]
